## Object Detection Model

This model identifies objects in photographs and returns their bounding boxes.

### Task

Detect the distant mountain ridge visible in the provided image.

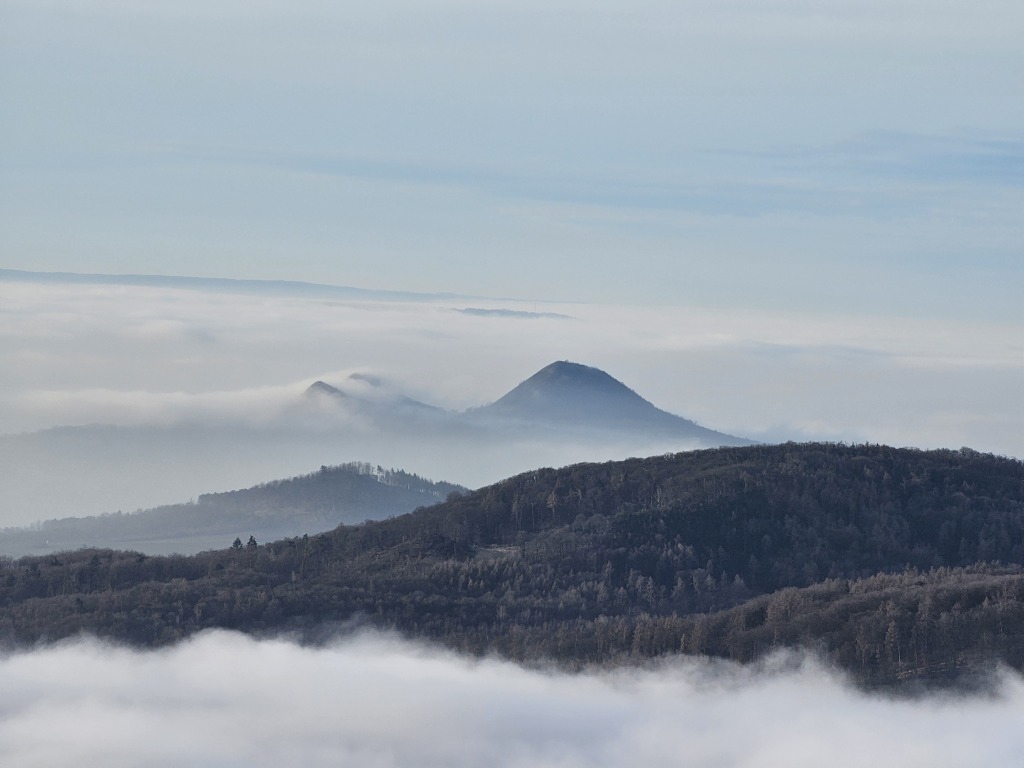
[309,360,751,446]
[471,361,749,444]
[305,377,444,420]
[0,462,466,557]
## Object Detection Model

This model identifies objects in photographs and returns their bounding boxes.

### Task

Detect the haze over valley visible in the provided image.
[2,271,1019,529]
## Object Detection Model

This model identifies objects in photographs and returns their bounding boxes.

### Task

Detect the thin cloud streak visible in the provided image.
[0,631,1021,768]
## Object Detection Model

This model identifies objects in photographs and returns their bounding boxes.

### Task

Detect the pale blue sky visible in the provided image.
[2,0,1022,319]
[0,0,1021,490]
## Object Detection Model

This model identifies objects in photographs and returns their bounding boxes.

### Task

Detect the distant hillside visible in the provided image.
[0,462,466,556]
[469,361,750,444]
[307,360,751,446]
[2,443,1023,689]
[0,360,752,524]
[305,378,447,424]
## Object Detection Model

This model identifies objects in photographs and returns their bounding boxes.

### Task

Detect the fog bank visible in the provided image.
[1,631,1021,767]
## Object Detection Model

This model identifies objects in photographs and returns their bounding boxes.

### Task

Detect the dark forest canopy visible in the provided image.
[2,443,1022,689]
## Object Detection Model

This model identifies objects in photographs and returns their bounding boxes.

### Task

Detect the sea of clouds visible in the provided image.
[1,630,1021,767]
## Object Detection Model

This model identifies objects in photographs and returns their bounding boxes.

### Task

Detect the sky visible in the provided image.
[2,630,1024,767]
[1,0,1022,318]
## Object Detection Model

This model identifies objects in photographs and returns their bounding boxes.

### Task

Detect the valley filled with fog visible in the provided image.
[2,630,1023,768]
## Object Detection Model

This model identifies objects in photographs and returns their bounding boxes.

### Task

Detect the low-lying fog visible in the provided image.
[1,277,1021,525]
[1,630,1020,767]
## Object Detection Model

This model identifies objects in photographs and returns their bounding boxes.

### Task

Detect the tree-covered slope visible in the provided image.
[0,462,466,556]
[1,443,1021,688]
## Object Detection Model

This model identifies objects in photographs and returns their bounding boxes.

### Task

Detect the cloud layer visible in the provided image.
[1,631,1022,768]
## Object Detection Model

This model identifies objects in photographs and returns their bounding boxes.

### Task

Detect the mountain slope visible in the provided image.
[2,443,1022,688]
[471,361,750,444]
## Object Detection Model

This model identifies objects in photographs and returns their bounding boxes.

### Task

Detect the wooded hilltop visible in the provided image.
[0,462,466,556]
[2,443,1022,689]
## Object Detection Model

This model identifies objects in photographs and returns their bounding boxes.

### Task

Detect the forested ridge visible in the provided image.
[0,462,467,556]
[2,443,1022,688]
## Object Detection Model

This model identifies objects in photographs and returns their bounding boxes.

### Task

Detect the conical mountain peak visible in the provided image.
[306,361,751,447]
[490,361,650,412]
[305,380,344,398]
[473,361,750,445]
[519,361,633,390]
